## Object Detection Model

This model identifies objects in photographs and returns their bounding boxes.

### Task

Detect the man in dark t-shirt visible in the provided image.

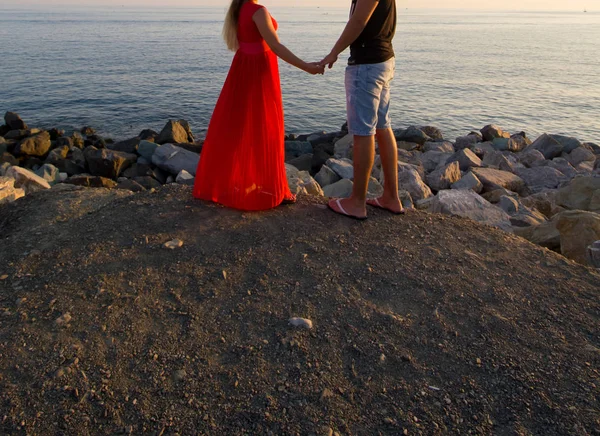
[321,0,403,219]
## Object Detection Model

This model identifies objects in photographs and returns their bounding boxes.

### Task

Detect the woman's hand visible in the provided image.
[305,62,325,75]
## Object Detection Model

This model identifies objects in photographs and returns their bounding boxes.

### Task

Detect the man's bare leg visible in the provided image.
[328,134,374,218]
[371,127,403,213]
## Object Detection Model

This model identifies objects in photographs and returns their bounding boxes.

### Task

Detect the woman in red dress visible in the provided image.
[193,0,323,211]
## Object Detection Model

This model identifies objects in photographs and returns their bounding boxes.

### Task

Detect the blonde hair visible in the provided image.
[223,0,246,51]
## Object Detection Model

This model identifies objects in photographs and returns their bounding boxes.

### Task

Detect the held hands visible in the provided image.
[319,52,338,70]
[305,62,325,75]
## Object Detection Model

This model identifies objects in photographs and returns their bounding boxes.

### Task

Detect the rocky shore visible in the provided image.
[1,111,600,269]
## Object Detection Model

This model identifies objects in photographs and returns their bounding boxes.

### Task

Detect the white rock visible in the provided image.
[5,166,51,194]
[152,143,200,176]
[326,158,354,180]
[289,317,313,329]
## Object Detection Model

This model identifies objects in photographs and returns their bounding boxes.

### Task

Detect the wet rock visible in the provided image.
[152,143,200,176]
[480,125,510,142]
[5,166,51,194]
[314,165,341,188]
[65,175,117,188]
[426,161,461,192]
[322,179,353,198]
[451,171,483,193]
[430,189,511,231]
[556,210,600,265]
[14,131,51,157]
[471,167,526,194]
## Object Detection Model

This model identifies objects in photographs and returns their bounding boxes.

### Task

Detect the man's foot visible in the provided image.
[366,197,404,214]
[327,198,367,220]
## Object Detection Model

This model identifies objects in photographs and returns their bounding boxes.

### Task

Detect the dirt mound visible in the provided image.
[0,185,599,435]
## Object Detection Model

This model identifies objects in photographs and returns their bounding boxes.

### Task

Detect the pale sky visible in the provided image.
[1,0,597,11]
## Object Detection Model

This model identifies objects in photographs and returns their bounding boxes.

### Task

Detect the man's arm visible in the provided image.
[321,0,379,68]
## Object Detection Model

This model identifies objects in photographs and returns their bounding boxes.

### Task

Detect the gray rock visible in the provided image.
[567,146,595,166]
[430,189,512,231]
[423,141,454,153]
[314,165,341,188]
[397,141,420,151]
[510,207,548,228]
[455,134,480,150]
[530,133,563,159]
[132,176,162,189]
[547,158,578,179]
[499,195,519,215]
[326,158,354,180]
[471,167,526,194]
[556,210,600,265]
[510,133,532,150]
[84,147,137,179]
[513,220,561,250]
[447,148,482,171]
[396,163,432,201]
[520,191,559,219]
[518,149,546,168]
[367,177,384,198]
[333,134,353,159]
[576,161,594,173]
[480,125,510,142]
[288,154,313,172]
[5,166,51,194]
[116,179,146,192]
[176,169,195,186]
[399,190,414,209]
[451,171,483,193]
[322,179,353,198]
[0,176,25,204]
[285,141,313,159]
[34,164,60,184]
[4,112,28,130]
[550,134,583,154]
[14,131,51,157]
[419,126,444,141]
[395,126,430,145]
[515,167,565,194]
[419,151,453,173]
[108,136,140,154]
[482,150,515,173]
[426,161,461,192]
[587,240,600,268]
[152,143,200,176]
[492,137,522,152]
[482,188,519,204]
[55,136,73,148]
[555,176,600,212]
[585,142,600,155]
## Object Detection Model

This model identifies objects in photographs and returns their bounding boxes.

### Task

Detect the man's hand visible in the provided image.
[320,52,338,69]
[305,62,325,75]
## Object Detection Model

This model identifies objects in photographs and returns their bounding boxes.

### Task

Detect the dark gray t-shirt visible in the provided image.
[349,0,396,65]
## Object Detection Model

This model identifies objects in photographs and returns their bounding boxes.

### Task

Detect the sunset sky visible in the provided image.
[0,0,596,10]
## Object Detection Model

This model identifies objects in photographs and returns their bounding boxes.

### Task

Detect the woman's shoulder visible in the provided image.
[243,2,266,12]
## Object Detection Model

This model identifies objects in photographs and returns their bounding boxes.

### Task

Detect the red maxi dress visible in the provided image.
[193,2,292,210]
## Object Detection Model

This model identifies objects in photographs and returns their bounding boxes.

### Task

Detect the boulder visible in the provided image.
[322,179,353,198]
[133,176,162,190]
[567,146,595,167]
[426,161,461,192]
[0,176,25,204]
[14,131,51,157]
[139,129,158,141]
[307,131,340,145]
[116,179,146,192]
[520,191,558,219]
[5,166,51,194]
[423,141,454,153]
[156,120,194,145]
[311,148,331,175]
[510,208,548,228]
[556,210,600,265]
[34,164,61,184]
[510,133,532,150]
[480,125,510,142]
[152,143,200,176]
[108,137,140,154]
[451,171,483,193]
[288,154,313,172]
[334,134,353,159]
[176,170,195,186]
[576,161,594,174]
[447,148,482,171]
[419,151,453,173]
[314,165,341,188]
[81,126,95,136]
[555,176,600,211]
[326,158,354,180]
[482,150,515,173]
[530,134,563,159]
[285,141,313,159]
[1,152,19,166]
[396,164,432,201]
[399,190,414,209]
[395,126,430,145]
[4,112,28,130]
[419,126,444,141]
[55,136,73,148]
[138,140,159,161]
[397,141,420,151]
[71,132,85,149]
[481,188,519,204]
[430,189,512,231]
[513,220,561,251]
[4,129,36,141]
[84,147,137,179]
[587,241,600,269]
[547,158,578,180]
[499,195,519,215]
[367,177,384,198]
[0,162,10,176]
[65,175,117,189]
[471,167,526,194]
[550,134,583,154]
[455,134,480,150]
[514,167,565,194]
[285,164,323,196]
[492,137,522,152]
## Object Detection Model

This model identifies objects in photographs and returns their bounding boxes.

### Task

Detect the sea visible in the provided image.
[1,5,599,143]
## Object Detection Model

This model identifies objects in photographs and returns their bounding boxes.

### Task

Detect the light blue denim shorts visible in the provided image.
[345,57,395,136]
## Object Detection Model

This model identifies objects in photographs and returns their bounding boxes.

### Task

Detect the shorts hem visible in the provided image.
[348,128,376,136]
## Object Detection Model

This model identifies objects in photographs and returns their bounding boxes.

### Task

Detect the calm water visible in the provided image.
[1,6,599,142]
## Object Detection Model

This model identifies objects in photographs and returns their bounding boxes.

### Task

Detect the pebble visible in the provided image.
[0,274,8,280]
[55,313,72,325]
[163,239,183,249]
[289,317,313,329]
[173,369,186,382]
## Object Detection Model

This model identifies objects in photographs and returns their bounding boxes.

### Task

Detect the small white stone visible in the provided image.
[163,239,183,249]
[289,317,313,329]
